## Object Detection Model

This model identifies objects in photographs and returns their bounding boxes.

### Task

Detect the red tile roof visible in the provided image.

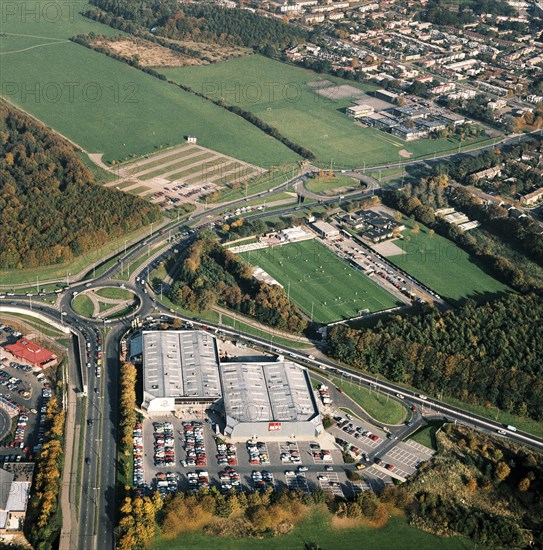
[4,339,55,367]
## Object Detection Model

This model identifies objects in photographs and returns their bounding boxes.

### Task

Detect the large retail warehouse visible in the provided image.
[141,330,222,412]
[220,361,323,442]
[137,330,323,441]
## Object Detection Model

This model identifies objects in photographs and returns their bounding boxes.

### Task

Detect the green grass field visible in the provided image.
[408,420,446,451]
[152,509,474,550]
[305,174,361,194]
[162,55,492,167]
[95,287,133,300]
[241,240,401,323]
[0,2,296,166]
[387,218,511,304]
[71,294,94,318]
[317,373,407,425]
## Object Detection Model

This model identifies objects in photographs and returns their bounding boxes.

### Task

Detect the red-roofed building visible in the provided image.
[3,339,57,369]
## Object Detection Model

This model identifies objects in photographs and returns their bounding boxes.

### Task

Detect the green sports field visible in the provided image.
[0,1,296,166]
[240,240,401,323]
[161,55,492,167]
[388,219,511,304]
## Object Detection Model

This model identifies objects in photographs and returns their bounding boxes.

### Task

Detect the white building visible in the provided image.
[346,104,375,119]
[311,220,339,238]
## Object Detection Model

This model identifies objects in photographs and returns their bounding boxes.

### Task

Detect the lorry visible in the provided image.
[506,425,517,432]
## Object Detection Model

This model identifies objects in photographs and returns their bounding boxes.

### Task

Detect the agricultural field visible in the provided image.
[108,143,263,205]
[162,55,492,167]
[386,218,511,304]
[240,240,401,324]
[0,1,296,166]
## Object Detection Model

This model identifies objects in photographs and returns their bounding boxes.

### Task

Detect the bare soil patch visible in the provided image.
[307,79,335,89]
[91,37,194,67]
[314,84,366,101]
[161,37,250,64]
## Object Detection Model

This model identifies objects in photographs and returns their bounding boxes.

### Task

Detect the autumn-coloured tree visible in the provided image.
[495,461,511,481]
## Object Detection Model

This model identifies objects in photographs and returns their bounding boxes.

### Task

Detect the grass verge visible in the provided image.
[407,419,445,451]
[152,508,473,550]
[324,373,407,425]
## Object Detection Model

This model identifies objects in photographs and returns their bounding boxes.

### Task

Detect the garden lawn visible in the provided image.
[71,294,94,318]
[95,287,134,300]
[305,174,361,194]
[241,240,401,323]
[330,374,407,425]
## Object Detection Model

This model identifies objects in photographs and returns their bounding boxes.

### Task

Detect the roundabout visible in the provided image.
[71,286,140,320]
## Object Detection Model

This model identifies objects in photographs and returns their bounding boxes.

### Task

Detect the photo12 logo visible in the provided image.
[1,81,139,104]
[201,81,302,104]
[1,1,78,23]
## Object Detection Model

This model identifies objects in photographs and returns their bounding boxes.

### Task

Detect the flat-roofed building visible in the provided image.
[0,463,34,537]
[311,220,339,238]
[346,104,375,119]
[141,330,221,412]
[220,361,323,441]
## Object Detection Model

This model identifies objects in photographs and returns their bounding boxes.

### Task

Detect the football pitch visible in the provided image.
[240,240,401,324]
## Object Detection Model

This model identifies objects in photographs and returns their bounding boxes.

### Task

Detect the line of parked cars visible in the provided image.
[216,438,237,467]
[336,417,380,442]
[251,470,274,492]
[0,324,22,338]
[154,422,175,467]
[187,470,209,490]
[133,422,144,489]
[247,440,270,465]
[280,444,301,464]
[155,471,179,498]
[219,467,240,492]
[180,421,206,468]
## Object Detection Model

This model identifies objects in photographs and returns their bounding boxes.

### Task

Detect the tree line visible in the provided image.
[25,395,65,549]
[421,0,514,28]
[328,292,543,420]
[88,0,307,52]
[168,238,308,333]
[0,105,160,269]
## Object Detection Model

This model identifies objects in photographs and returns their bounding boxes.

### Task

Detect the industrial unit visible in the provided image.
[141,330,222,412]
[219,361,323,442]
[138,330,323,440]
